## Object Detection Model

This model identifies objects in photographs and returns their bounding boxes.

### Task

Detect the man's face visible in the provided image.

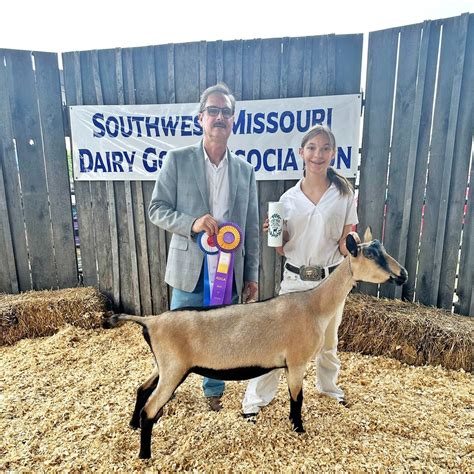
[198,92,234,144]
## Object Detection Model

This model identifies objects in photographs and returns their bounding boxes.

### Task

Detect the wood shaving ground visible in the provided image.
[1,324,472,471]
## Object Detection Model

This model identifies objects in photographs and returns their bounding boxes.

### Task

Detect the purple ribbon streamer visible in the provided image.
[210,251,234,306]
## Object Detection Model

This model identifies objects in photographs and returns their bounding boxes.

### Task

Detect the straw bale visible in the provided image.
[340,293,474,373]
[1,324,472,471]
[0,287,109,346]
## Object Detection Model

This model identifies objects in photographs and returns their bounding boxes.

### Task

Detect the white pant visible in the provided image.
[242,268,345,414]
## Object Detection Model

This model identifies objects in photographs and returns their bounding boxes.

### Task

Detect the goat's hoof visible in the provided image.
[139,450,151,459]
[242,412,258,423]
[293,425,305,433]
[129,418,140,430]
[339,399,350,408]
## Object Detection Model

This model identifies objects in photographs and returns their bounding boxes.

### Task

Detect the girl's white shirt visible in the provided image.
[280,179,358,268]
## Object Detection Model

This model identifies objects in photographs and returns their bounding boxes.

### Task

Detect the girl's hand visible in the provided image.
[262,217,269,233]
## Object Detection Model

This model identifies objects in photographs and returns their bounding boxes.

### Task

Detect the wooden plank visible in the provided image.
[7,50,57,289]
[62,51,98,287]
[357,28,399,296]
[34,51,78,288]
[150,43,174,313]
[415,17,464,306]
[302,37,312,97]
[327,34,336,96]
[223,40,238,93]
[456,165,472,316]
[310,35,330,96]
[156,43,178,311]
[380,24,422,299]
[402,21,441,302]
[282,36,304,286]
[112,47,140,314]
[335,34,364,94]
[154,44,170,105]
[241,39,263,298]
[252,40,262,100]
[0,157,18,292]
[233,41,243,100]
[142,180,168,313]
[199,41,208,92]
[0,50,28,291]
[80,50,115,301]
[206,40,218,87]
[258,38,283,301]
[241,40,256,101]
[441,13,473,313]
[97,48,121,307]
[172,43,201,307]
[436,14,471,309]
[286,37,305,98]
[130,45,160,315]
[216,40,224,83]
[174,42,200,103]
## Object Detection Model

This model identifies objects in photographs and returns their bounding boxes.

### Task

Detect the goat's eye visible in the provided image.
[363,248,376,259]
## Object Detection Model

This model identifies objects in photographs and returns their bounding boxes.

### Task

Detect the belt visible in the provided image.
[285,262,339,281]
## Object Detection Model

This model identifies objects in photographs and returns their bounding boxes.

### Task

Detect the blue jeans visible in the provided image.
[170,265,239,398]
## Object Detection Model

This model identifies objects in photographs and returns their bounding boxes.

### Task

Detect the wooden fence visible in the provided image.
[0,13,472,316]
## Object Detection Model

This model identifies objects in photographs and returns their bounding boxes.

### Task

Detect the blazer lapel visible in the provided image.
[192,141,209,209]
[227,150,239,219]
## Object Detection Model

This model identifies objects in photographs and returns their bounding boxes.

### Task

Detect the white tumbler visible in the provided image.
[267,202,284,247]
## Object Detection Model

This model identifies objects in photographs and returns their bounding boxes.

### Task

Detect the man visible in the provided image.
[148,83,259,412]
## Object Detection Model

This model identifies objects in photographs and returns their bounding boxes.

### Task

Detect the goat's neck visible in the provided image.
[308,257,355,316]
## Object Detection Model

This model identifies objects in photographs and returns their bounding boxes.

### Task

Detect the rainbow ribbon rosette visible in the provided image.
[198,222,243,306]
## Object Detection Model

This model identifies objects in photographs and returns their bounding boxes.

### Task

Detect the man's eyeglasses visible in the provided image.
[202,106,234,119]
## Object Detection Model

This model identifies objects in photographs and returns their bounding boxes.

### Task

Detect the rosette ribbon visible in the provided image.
[198,222,243,306]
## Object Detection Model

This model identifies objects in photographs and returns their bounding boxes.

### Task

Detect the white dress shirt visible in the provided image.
[281,179,359,268]
[203,145,230,224]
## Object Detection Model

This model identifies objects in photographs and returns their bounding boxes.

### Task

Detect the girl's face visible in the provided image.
[299,133,335,177]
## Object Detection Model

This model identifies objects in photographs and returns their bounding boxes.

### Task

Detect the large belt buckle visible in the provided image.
[299,265,322,281]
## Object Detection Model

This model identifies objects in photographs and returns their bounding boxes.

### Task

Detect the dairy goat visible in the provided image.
[108,229,407,458]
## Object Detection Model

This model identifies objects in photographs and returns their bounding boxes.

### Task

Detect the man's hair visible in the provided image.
[199,83,236,114]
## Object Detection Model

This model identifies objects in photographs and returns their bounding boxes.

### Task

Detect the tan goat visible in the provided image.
[108,229,407,459]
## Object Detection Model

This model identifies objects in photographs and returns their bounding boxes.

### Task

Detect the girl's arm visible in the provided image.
[338,224,354,256]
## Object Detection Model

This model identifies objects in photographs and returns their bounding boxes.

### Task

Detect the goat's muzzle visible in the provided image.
[389,266,408,285]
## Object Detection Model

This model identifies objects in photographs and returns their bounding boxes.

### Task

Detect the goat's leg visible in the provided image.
[286,366,306,433]
[130,366,159,430]
[139,368,188,459]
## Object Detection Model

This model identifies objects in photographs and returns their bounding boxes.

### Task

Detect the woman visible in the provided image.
[242,125,358,417]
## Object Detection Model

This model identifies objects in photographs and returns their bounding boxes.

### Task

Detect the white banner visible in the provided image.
[70,94,361,181]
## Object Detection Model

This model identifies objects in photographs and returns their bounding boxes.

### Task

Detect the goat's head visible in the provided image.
[346,227,408,285]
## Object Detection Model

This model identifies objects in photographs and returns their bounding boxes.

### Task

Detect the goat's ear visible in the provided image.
[363,226,373,243]
[346,232,360,257]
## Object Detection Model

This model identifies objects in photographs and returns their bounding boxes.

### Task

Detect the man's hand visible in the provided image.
[242,281,258,303]
[192,214,219,236]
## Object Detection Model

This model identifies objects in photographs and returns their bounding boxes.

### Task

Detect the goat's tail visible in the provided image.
[106,313,150,329]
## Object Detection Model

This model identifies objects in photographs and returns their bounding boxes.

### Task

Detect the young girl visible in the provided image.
[242,125,358,416]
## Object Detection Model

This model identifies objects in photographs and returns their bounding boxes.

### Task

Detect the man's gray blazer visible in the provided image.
[148,141,259,295]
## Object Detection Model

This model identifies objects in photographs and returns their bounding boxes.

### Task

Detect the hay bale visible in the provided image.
[0,287,109,346]
[340,293,473,373]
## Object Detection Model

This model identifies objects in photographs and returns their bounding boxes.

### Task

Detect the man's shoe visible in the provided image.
[207,396,223,412]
